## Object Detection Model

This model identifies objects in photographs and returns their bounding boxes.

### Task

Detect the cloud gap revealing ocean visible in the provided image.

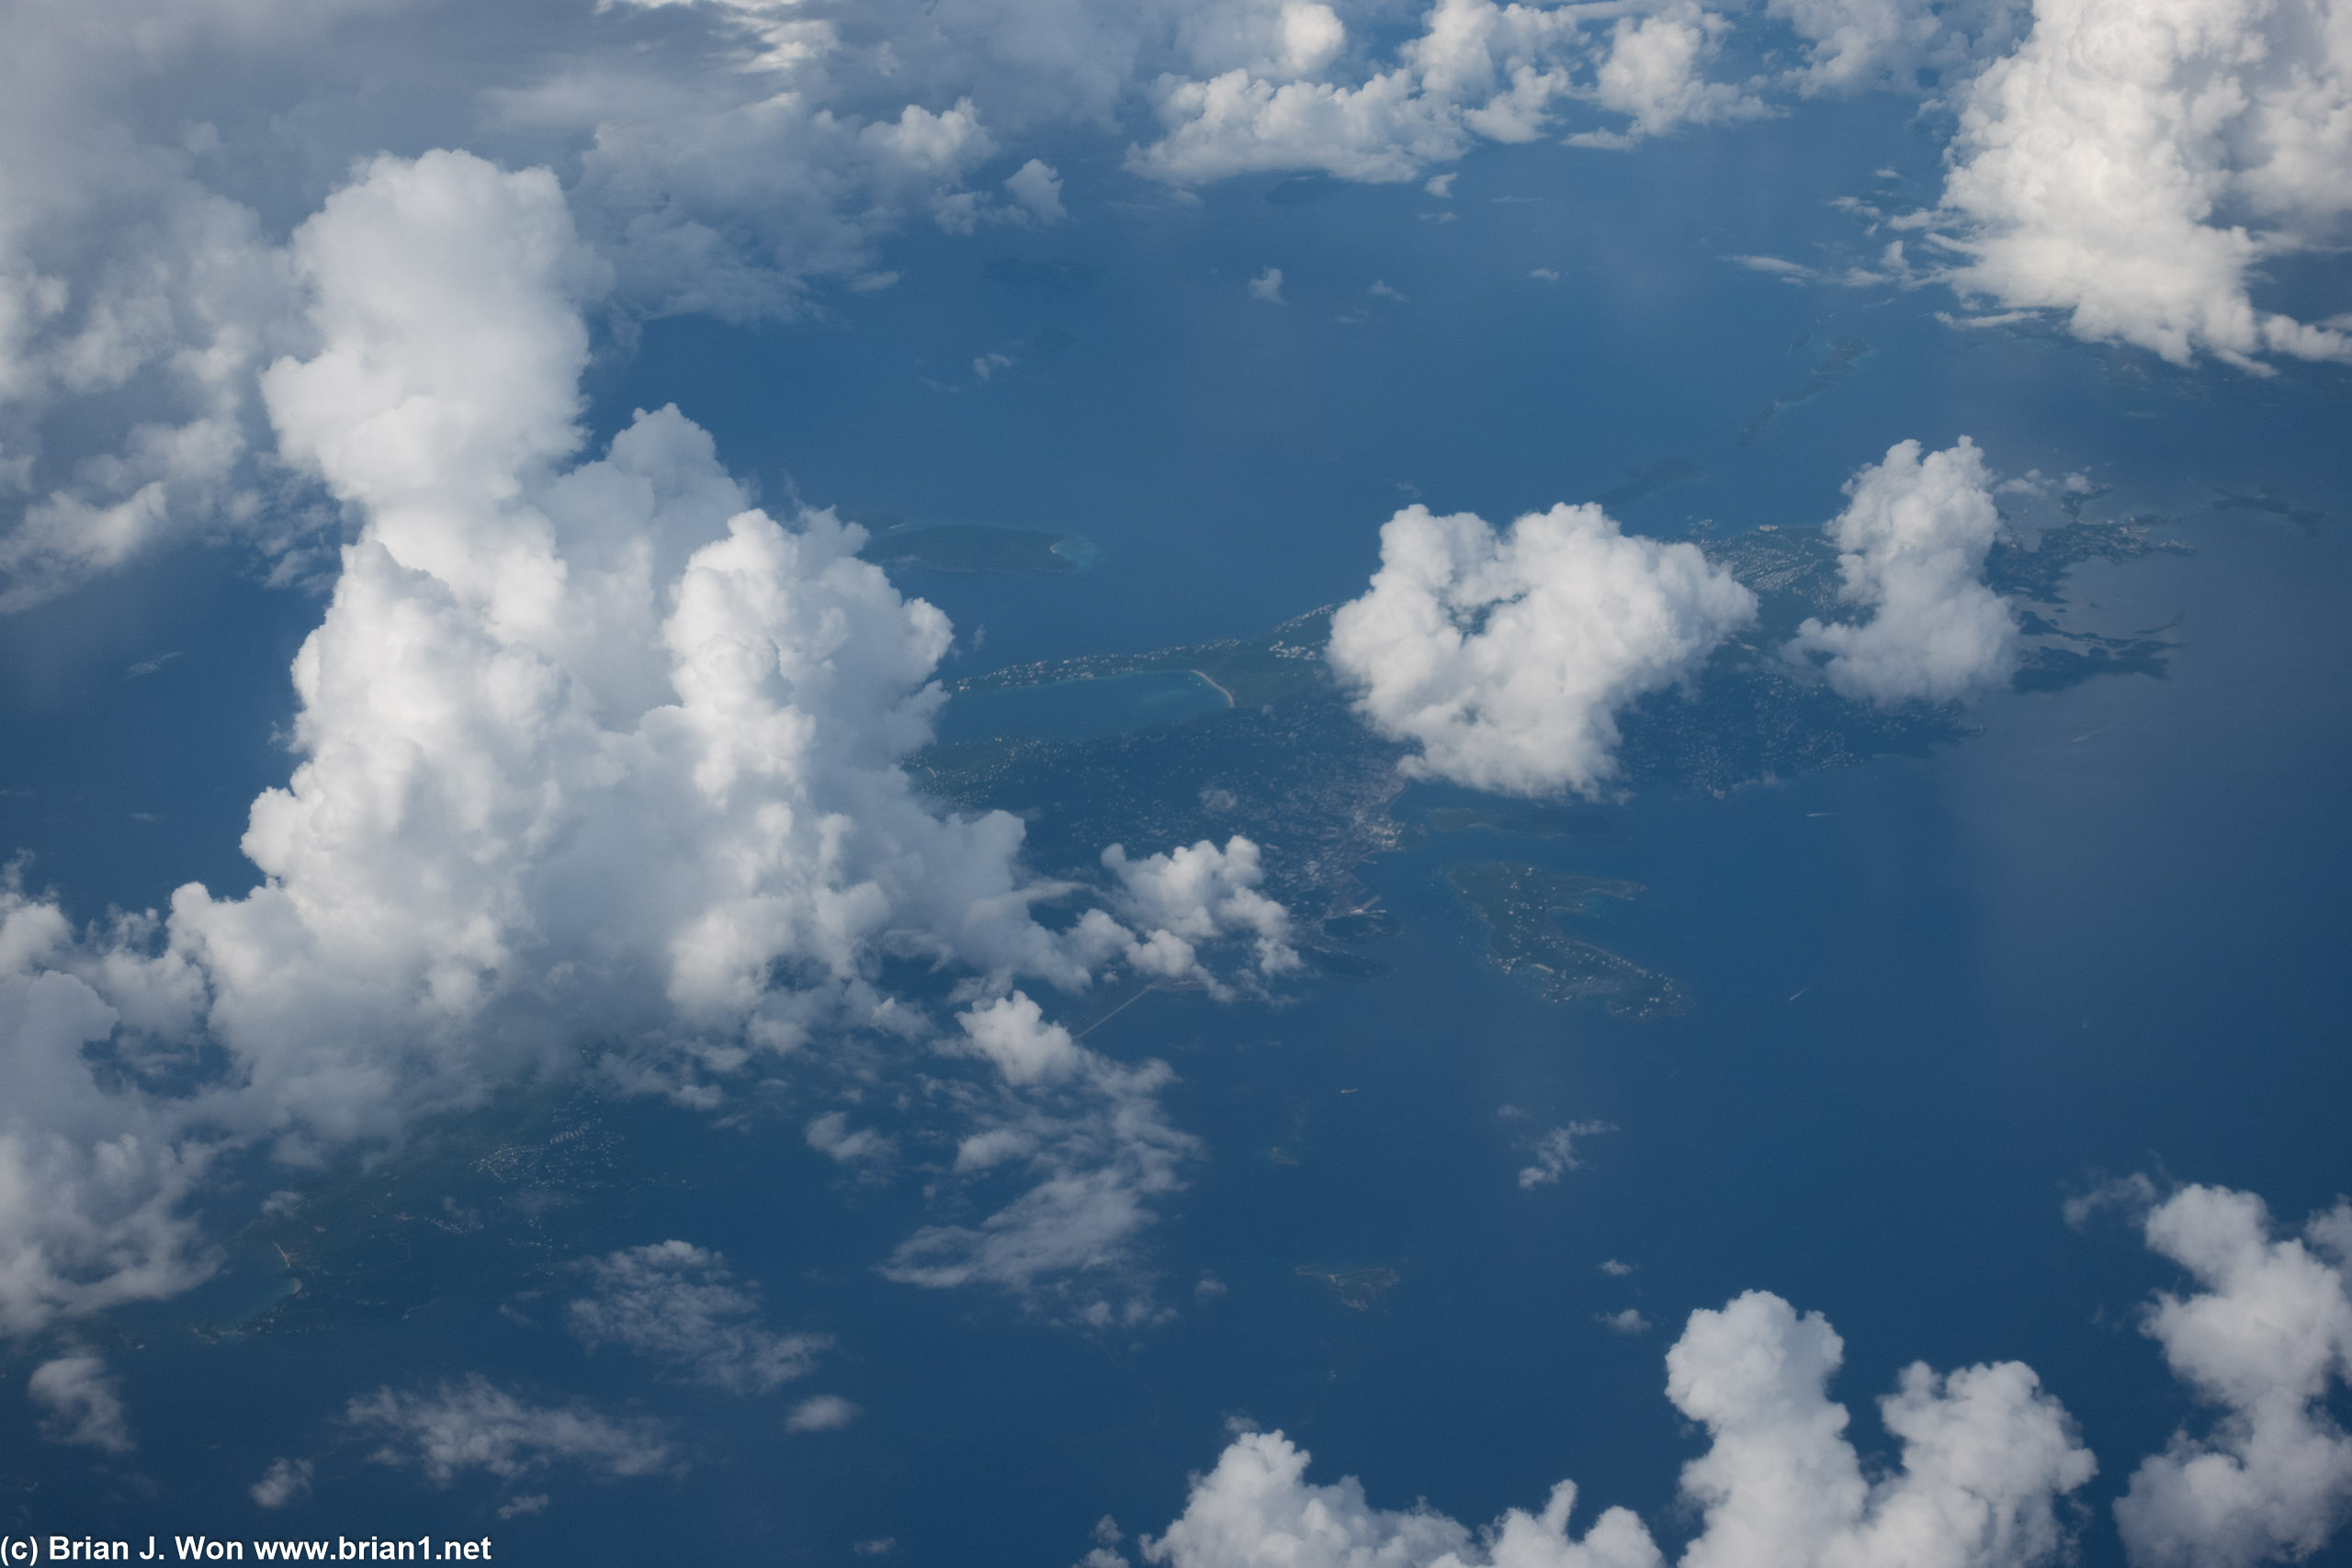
[3,5,2351,1568]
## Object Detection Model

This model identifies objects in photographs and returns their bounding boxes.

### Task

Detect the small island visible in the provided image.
[856,521,1088,575]
[1295,1263,1400,1309]
[1446,861,1690,1019]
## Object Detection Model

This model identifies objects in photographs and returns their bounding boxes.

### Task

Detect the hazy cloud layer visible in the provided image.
[348,1374,677,1485]
[568,1242,826,1394]
[1329,501,1756,796]
[8,0,2347,615]
[0,0,1069,611]
[885,996,1201,1321]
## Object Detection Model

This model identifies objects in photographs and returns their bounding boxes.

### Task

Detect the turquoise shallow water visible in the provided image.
[934,668,1231,743]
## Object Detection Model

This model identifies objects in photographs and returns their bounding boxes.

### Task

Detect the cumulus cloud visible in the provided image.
[0,21,303,611]
[1091,838,1299,997]
[1569,2,1772,147]
[0,0,1073,609]
[1005,158,1069,222]
[1939,0,2352,368]
[2113,1184,2352,1568]
[567,1241,826,1394]
[0,147,1293,1337]
[956,991,1088,1086]
[1328,501,1757,797]
[1784,437,2019,704]
[1141,1427,1663,1568]
[348,1374,676,1485]
[1130,0,1588,185]
[0,5,303,613]
[1764,0,1962,96]
[1140,1291,2094,1568]
[164,148,1076,1124]
[1669,1291,2096,1568]
[0,908,215,1335]
[1174,1,1349,84]
[1248,267,1286,302]
[28,1354,135,1454]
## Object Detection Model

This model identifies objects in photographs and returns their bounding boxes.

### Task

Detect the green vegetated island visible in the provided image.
[907,502,2188,1009]
[1443,861,1689,1019]
[1740,335,1872,446]
[197,1084,639,1340]
[173,498,2198,1343]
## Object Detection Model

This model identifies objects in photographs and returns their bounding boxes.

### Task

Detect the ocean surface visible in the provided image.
[935,669,1233,744]
[4,122,2348,1568]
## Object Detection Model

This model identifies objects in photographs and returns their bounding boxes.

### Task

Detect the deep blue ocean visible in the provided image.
[4,109,2348,1566]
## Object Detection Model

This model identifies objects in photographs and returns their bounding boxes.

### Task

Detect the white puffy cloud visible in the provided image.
[1141,1427,1663,1568]
[148,147,1080,1145]
[1130,0,1587,185]
[2113,1184,2352,1568]
[1139,1292,2094,1568]
[1669,1292,2096,1568]
[1005,158,1069,222]
[1761,0,2018,96]
[1092,837,1300,997]
[1329,502,1757,797]
[0,909,215,1336]
[28,1354,135,1454]
[567,1241,826,1394]
[1174,1,1351,84]
[0,0,1124,607]
[347,1374,677,1485]
[1138,1183,2352,1568]
[1939,0,2352,368]
[0,148,1292,1336]
[1784,437,2019,705]
[1569,3,1772,147]
[0,2,310,613]
[957,991,1088,1086]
